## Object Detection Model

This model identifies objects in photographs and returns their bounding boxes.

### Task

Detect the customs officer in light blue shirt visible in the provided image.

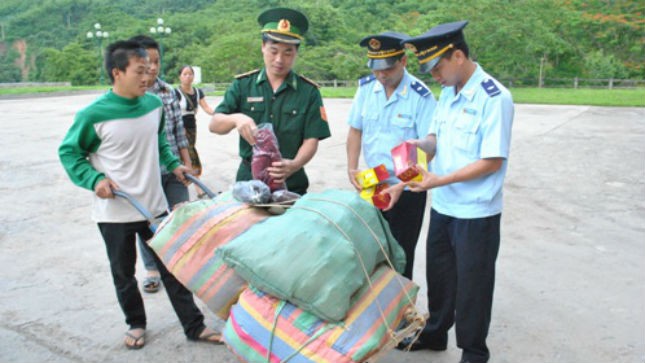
[387,21,514,363]
[346,32,436,279]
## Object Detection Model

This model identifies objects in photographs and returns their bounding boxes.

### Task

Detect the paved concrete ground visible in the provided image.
[0,94,643,363]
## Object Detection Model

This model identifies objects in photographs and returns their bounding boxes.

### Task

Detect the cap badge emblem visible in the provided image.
[278,19,291,32]
[369,38,381,50]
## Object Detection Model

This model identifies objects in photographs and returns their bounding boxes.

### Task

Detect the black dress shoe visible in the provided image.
[460,359,488,363]
[395,337,421,351]
[396,336,447,351]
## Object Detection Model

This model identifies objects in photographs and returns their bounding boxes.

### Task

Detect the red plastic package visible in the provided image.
[251,124,286,191]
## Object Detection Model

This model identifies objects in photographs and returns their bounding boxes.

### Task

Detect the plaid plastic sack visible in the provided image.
[149,197,270,319]
[223,264,419,363]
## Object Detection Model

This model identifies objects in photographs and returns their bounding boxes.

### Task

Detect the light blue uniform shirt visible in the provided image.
[428,64,514,218]
[348,69,436,185]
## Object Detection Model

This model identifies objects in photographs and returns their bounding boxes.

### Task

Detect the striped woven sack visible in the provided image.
[149,197,270,319]
[223,264,419,363]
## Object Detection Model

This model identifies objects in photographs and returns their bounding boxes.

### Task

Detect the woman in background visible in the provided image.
[175,65,215,198]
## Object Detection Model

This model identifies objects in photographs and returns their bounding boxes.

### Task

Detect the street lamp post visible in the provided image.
[149,18,171,80]
[86,23,109,85]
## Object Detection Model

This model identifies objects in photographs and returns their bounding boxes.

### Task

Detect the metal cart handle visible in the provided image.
[113,190,162,233]
[184,173,216,198]
[112,175,214,232]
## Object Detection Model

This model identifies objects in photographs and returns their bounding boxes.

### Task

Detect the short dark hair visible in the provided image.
[178,65,194,75]
[450,40,470,59]
[129,35,160,51]
[104,40,147,84]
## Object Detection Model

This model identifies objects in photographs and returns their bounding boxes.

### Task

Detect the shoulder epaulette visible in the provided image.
[234,69,260,79]
[299,74,320,88]
[481,79,501,97]
[410,80,430,97]
[358,74,376,86]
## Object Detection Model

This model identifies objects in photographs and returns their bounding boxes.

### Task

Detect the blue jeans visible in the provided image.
[137,173,189,272]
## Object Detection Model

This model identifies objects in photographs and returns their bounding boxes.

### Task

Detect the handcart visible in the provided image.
[113,173,216,232]
[114,179,427,363]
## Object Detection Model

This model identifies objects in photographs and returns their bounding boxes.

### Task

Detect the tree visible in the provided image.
[0,46,21,82]
[36,43,98,85]
[298,41,363,80]
[567,0,645,78]
[583,50,628,79]
[1,0,642,84]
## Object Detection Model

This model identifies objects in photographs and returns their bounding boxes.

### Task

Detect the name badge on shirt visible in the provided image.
[463,108,477,116]
[393,113,413,127]
[247,97,264,103]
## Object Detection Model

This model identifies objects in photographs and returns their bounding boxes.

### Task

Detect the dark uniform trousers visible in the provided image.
[422,208,501,363]
[382,190,427,279]
[98,221,205,340]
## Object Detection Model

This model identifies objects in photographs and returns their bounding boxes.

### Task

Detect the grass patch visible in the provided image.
[509,87,644,107]
[0,85,108,96]
[320,87,356,98]
[320,86,644,107]
[2,84,643,107]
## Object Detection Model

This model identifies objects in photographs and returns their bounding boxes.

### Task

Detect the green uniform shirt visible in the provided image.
[215,68,331,194]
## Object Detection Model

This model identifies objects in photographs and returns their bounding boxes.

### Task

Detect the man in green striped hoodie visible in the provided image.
[58,40,221,349]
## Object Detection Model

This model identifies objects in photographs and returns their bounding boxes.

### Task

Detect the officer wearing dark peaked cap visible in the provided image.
[391,20,514,363]
[402,20,469,74]
[258,7,309,45]
[346,31,436,280]
[210,7,330,195]
[359,31,409,71]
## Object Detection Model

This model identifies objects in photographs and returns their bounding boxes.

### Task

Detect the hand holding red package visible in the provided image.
[251,124,286,191]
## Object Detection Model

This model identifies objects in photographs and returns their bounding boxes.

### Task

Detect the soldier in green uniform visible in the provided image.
[210,7,331,195]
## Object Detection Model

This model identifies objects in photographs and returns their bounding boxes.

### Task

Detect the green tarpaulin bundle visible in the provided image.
[216,189,406,322]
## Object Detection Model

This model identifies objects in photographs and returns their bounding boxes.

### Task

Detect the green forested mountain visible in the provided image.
[0,0,642,85]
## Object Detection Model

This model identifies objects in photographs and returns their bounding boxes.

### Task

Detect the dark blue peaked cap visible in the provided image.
[402,20,468,73]
[359,32,410,71]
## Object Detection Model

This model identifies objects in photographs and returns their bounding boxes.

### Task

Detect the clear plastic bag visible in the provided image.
[271,190,301,204]
[251,123,286,191]
[232,180,271,204]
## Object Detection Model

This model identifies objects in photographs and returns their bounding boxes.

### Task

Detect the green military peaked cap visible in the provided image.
[258,7,309,45]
